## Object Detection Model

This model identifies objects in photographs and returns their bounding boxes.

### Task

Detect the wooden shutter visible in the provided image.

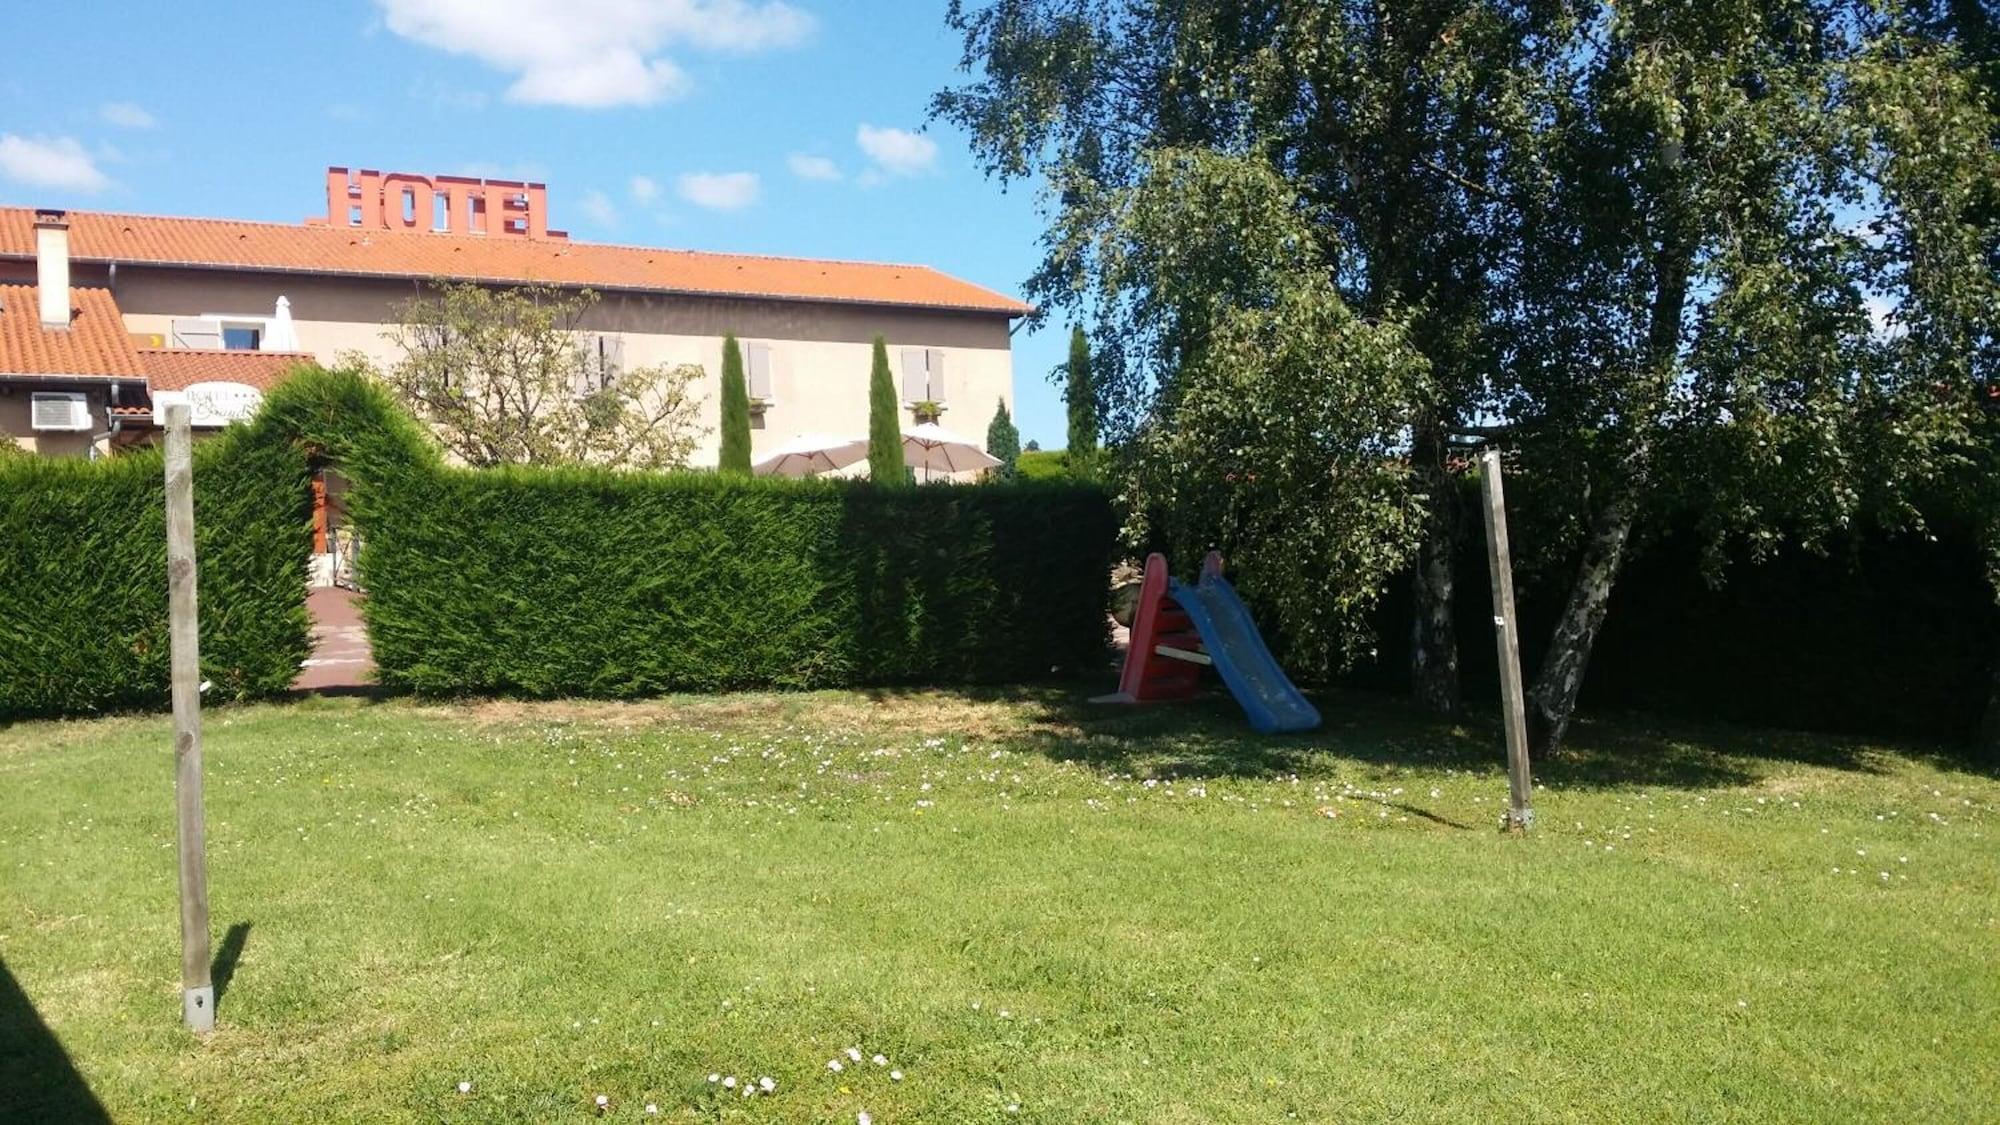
[170,317,222,349]
[900,348,928,402]
[925,349,947,402]
[747,342,773,400]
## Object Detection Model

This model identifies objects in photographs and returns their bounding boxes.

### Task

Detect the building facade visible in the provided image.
[0,168,1029,465]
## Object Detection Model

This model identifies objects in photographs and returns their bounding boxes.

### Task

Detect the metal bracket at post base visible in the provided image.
[184,985,214,1033]
[1504,806,1536,832]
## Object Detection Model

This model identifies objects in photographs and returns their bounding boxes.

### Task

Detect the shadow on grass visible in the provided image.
[860,678,1986,793]
[213,922,251,1014]
[0,958,110,1124]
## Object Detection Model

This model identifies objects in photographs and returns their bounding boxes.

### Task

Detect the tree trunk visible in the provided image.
[1523,102,1697,752]
[1409,426,1461,713]
[1525,488,1638,753]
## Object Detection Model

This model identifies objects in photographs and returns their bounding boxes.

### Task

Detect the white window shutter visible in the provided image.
[925,349,947,402]
[900,348,928,402]
[171,317,222,349]
[747,342,773,400]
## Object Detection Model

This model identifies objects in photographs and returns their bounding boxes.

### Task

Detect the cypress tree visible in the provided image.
[867,336,908,486]
[985,397,1021,481]
[717,333,751,476]
[1064,327,1097,476]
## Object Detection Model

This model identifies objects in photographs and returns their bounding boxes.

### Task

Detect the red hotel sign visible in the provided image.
[317,166,568,239]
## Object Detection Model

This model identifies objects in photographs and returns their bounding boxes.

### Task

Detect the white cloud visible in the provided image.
[580,188,619,227]
[630,174,661,203]
[856,124,938,176]
[375,0,814,108]
[0,135,110,192]
[99,102,156,129]
[677,171,759,210]
[787,153,841,182]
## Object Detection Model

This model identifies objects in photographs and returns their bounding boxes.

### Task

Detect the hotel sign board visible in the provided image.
[153,383,265,428]
[317,166,568,239]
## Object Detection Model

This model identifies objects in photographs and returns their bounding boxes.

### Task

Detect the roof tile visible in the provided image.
[0,208,1032,316]
[138,348,314,392]
[0,284,145,378]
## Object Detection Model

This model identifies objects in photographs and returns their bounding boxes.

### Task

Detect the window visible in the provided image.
[899,347,947,403]
[171,315,269,351]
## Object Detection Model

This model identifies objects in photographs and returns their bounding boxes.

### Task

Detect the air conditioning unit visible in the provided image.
[31,392,92,432]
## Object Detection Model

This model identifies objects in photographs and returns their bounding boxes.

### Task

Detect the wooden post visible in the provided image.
[165,404,215,1031]
[1478,447,1534,831]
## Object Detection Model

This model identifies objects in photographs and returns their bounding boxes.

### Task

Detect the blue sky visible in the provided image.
[0,0,1074,446]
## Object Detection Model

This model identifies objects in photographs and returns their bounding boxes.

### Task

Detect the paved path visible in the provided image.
[296,587,375,691]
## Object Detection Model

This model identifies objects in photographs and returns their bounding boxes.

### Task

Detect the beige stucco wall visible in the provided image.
[109,266,1017,472]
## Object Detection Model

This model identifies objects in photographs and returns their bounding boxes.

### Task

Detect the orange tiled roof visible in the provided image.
[0,207,1033,316]
[0,284,145,378]
[138,348,314,392]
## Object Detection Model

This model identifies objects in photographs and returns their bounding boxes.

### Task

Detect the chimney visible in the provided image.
[34,209,70,329]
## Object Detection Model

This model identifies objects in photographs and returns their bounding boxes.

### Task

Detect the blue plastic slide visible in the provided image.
[1168,574,1321,734]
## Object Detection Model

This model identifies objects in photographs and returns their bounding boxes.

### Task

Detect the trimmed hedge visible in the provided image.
[2,367,1116,714]
[0,421,312,719]
[358,469,1116,695]
[263,368,1120,698]
[1352,513,2000,744]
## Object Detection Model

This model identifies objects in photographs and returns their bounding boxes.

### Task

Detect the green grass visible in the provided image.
[3,688,1996,1122]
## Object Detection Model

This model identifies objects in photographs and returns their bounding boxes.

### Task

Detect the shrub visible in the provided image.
[867,336,907,486]
[986,398,1021,481]
[718,333,751,476]
[0,423,312,719]
[1017,449,1072,481]
[1,366,1116,715]
[1065,327,1098,478]
[356,470,1116,696]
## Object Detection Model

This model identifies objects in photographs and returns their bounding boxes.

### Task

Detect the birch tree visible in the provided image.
[1508,0,1999,749]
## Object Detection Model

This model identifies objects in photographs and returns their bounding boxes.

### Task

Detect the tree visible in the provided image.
[718,333,751,476]
[867,336,908,486]
[1508,0,1999,751]
[1119,150,1432,673]
[986,397,1022,480]
[937,0,1568,703]
[941,0,1998,747]
[1064,327,1097,477]
[374,282,704,469]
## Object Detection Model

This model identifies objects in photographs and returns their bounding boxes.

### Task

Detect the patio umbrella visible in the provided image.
[752,432,869,477]
[264,295,301,351]
[901,422,1002,481]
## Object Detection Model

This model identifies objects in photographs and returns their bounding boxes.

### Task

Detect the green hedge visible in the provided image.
[2,368,1116,714]
[1017,449,1075,481]
[0,421,312,719]
[357,468,1116,695]
[257,369,1117,696]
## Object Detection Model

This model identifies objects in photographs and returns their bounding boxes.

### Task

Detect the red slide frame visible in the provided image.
[1103,552,1222,703]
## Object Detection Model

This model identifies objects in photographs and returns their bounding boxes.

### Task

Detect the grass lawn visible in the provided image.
[2,687,1996,1122]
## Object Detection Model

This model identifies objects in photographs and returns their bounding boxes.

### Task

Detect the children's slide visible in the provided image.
[1169,573,1321,734]
[1098,552,1319,734]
